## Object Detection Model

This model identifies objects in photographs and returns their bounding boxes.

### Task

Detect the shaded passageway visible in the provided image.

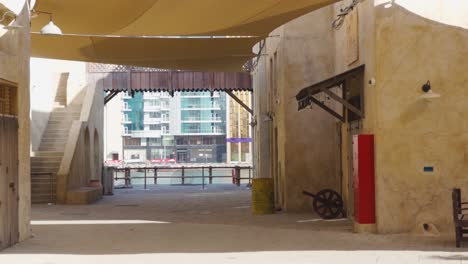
[1,186,467,263]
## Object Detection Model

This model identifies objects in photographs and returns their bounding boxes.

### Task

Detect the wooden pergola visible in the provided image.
[89,64,253,114]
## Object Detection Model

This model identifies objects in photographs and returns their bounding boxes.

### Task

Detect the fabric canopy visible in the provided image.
[0,0,26,15]
[31,33,260,71]
[31,0,338,36]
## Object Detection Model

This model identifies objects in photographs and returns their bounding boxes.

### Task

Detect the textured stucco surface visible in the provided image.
[56,82,104,203]
[0,3,31,241]
[254,0,468,234]
[253,6,342,212]
[372,3,468,233]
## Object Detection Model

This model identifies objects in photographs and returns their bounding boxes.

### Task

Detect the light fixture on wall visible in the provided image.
[420,81,441,99]
[33,10,62,35]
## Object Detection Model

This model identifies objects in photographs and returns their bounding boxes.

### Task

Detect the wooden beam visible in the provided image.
[318,86,363,117]
[308,96,345,122]
[104,91,119,105]
[225,91,253,115]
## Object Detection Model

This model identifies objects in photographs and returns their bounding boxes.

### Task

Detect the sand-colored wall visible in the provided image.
[255,0,468,233]
[0,3,31,242]
[30,59,87,152]
[56,81,104,203]
[104,93,123,161]
[372,2,468,233]
[253,6,343,212]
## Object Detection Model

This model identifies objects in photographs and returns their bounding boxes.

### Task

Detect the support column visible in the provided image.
[251,47,274,215]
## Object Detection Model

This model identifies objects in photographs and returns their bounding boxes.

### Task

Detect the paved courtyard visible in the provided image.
[1,185,467,263]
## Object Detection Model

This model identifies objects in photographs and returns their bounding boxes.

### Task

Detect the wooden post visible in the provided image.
[154,168,158,185]
[144,168,147,190]
[235,166,241,187]
[202,167,205,190]
[181,166,185,185]
[209,166,213,184]
[125,168,131,186]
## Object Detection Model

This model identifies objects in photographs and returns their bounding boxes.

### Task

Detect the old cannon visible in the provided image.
[302,189,345,219]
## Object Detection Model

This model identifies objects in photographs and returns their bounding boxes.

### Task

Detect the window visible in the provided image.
[162,124,170,134]
[150,124,161,131]
[161,112,169,121]
[130,154,140,160]
[149,138,162,146]
[0,82,17,116]
[149,112,161,118]
[123,101,131,110]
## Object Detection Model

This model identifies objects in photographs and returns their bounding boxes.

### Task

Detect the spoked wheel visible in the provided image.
[312,189,344,219]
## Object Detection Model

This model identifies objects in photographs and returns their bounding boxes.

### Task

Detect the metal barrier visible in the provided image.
[111,165,252,190]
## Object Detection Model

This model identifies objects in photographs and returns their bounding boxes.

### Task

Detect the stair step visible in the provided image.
[31,158,62,163]
[31,168,59,174]
[31,162,61,168]
[32,151,64,157]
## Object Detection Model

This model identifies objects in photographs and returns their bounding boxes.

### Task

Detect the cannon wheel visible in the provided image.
[312,189,343,219]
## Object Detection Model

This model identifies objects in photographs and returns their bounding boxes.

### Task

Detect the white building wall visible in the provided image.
[104,93,123,161]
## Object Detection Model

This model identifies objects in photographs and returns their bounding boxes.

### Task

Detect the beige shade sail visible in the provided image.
[32,0,339,36]
[0,0,26,15]
[31,33,260,71]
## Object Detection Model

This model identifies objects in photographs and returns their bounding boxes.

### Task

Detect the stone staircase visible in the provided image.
[31,106,81,204]
[31,80,83,204]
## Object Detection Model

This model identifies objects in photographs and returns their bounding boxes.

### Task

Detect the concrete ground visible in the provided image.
[1,185,467,263]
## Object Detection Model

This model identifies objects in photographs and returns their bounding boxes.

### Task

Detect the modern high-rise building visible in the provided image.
[117,91,228,164]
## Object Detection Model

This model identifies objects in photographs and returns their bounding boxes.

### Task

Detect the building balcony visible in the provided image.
[144,106,161,112]
[181,119,223,123]
[180,105,222,110]
[122,120,132,124]
[144,118,162,124]
[122,107,132,112]
[143,93,171,99]
[131,130,162,138]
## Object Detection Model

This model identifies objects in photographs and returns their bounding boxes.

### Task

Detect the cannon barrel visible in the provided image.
[302,190,316,198]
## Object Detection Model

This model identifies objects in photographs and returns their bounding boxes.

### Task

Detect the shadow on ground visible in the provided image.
[2,185,464,255]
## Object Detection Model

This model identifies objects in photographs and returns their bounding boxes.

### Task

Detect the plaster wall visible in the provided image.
[104,93,123,161]
[253,6,343,212]
[53,67,104,203]
[65,82,104,191]
[371,2,468,233]
[30,59,87,151]
[0,3,31,242]
[255,0,468,233]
